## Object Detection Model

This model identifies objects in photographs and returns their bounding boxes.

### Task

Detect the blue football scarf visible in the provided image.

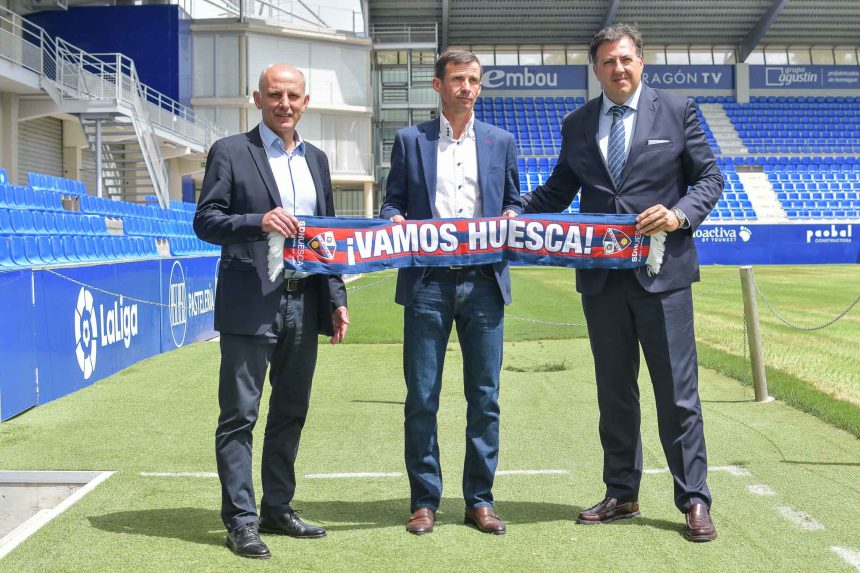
[267,214,665,281]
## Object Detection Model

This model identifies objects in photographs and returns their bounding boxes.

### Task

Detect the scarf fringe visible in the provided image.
[645,231,666,276]
[267,233,285,282]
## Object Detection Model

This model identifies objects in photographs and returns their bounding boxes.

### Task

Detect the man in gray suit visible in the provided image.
[195,64,349,559]
[521,24,723,541]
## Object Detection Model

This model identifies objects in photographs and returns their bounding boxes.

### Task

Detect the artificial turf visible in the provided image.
[1,267,859,572]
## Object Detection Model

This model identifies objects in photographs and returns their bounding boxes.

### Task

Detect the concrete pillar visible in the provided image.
[62,119,86,181]
[0,94,19,185]
[363,180,374,218]
[587,65,602,101]
[168,158,182,202]
[735,63,750,103]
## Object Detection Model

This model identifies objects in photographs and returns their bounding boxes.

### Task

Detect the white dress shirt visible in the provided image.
[597,81,643,164]
[434,112,481,219]
[259,121,316,278]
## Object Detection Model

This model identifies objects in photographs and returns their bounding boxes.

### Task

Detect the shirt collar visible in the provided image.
[259,121,305,156]
[439,112,476,142]
[601,81,643,116]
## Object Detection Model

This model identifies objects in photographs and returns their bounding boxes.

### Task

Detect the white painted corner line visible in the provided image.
[0,471,114,561]
[747,484,776,496]
[304,472,402,479]
[140,472,218,478]
[831,547,860,571]
[496,469,569,476]
[644,465,750,477]
[776,506,824,531]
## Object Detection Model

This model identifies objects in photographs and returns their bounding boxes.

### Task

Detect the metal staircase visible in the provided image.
[0,5,222,208]
[53,38,170,205]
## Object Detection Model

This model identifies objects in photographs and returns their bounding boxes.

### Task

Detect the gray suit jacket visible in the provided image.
[522,85,724,294]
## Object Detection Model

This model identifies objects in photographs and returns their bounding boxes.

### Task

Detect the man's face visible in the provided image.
[253,66,309,139]
[593,36,644,105]
[433,61,482,116]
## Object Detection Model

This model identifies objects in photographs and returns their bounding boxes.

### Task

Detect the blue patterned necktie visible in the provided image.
[607,104,629,186]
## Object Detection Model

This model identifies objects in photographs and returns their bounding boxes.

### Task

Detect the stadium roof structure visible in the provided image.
[367,0,860,58]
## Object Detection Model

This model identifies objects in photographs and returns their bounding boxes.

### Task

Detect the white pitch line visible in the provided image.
[831,547,860,571]
[643,465,750,476]
[304,472,402,479]
[776,506,825,531]
[496,469,569,476]
[747,484,776,496]
[140,472,218,478]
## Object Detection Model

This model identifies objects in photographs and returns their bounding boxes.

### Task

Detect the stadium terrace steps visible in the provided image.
[699,104,748,155]
[736,172,787,223]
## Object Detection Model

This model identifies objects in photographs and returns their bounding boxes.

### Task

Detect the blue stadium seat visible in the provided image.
[9,236,29,266]
[24,236,42,266]
[0,208,12,234]
[49,236,66,263]
[37,236,53,264]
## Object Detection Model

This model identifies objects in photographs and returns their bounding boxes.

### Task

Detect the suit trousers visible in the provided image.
[215,284,320,531]
[581,270,711,512]
[402,266,504,512]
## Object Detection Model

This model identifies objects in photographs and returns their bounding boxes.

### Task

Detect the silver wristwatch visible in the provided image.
[672,207,689,229]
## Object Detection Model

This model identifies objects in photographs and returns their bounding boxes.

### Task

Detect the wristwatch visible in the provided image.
[672,207,689,229]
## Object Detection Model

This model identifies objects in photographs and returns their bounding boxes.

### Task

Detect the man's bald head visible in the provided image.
[258,64,305,95]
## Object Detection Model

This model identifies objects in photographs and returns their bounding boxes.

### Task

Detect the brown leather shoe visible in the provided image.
[406,508,435,535]
[464,506,506,535]
[685,503,717,542]
[576,497,640,524]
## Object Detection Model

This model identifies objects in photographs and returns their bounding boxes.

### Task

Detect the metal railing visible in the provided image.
[371,24,437,45]
[0,5,224,148]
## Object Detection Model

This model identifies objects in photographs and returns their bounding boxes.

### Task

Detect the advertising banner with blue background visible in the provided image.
[0,270,38,421]
[481,66,587,90]
[695,223,858,265]
[750,66,860,89]
[34,262,163,405]
[161,257,219,351]
[642,65,734,90]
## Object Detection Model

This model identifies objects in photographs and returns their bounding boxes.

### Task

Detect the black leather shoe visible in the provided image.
[259,509,326,539]
[225,523,271,559]
[576,497,640,525]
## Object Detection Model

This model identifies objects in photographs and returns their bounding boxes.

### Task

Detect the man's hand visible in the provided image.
[262,207,300,237]
[502,209,518,218]
[636,204,681,236]
[330,306,349,344]
[389,215,405,224]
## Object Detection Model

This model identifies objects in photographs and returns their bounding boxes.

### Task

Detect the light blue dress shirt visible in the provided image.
[597,81,643,164]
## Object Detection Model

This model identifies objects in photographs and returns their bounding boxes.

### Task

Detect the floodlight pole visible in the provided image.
[739,266,772,402]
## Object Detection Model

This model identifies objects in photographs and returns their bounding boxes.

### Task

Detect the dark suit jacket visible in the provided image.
[522,85,724,295]
[194,126,347,336]
[379,118,523,306]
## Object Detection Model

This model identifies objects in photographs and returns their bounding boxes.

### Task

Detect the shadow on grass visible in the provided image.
[781,460,860,467]
[87,500,685,540]
[88,508,224,547]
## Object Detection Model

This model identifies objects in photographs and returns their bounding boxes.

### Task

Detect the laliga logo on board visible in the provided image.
[602,228,631,255]
[308,231,336,260]
[74,287,98,380]
[169,261,188,348]
[73,286,139,378]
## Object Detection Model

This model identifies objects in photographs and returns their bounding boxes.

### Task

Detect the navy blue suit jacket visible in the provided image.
[522,85,723,295]
[380,118,522,306]
[194,126,347,336]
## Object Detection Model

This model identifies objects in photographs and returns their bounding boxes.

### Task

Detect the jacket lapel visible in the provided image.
[246,126,282,207]
[417,120,439,206]
[617,85,658,189]
[475,120,494,215]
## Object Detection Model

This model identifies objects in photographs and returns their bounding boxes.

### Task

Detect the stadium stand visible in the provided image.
[723,96,860,154]
[0,167,217,269]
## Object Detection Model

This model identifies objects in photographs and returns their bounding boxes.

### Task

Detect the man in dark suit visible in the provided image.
[194,64,349,559]
[522,24,723,541]
[380,50,522,536]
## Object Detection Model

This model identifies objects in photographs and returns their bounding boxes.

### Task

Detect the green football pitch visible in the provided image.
[1,266,858,572]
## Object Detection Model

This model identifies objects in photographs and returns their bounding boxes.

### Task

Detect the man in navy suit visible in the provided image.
[194,64,349,559]
[522,24,723,541]
[380,50,522,536]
